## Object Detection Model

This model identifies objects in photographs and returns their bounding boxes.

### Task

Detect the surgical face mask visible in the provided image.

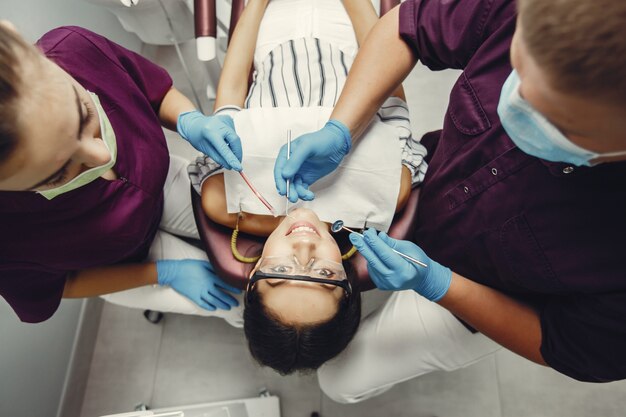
[38,92,117,200]
[497,70,626,166]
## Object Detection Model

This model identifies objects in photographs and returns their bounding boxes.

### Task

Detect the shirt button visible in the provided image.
[562,166,575,174]
[491,168,498,175]
[463,186,469,193]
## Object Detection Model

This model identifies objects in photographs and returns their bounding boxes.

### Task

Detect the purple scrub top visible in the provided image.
[0,27,172,323]
[399,0,626,382]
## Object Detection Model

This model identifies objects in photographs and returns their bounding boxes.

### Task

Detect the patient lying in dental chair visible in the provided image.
[188,0,428,375]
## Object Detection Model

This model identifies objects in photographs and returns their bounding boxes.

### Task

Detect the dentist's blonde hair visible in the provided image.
[518,0,626,106]
[0,22,40,163]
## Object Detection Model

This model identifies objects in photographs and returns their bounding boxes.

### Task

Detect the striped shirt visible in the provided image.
[189,37,428,192]
[245,38,353,109]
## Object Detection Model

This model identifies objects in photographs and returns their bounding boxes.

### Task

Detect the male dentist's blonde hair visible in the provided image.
[0,22,40,164]
[518,0,626,106]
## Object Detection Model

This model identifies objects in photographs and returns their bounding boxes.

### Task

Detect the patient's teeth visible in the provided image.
[290,226,315,234]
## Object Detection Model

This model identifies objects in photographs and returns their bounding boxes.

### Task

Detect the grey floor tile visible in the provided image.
[150,313,321,417]
[79,303,164,417]
[496,349,626,417]
[322,356,501,417]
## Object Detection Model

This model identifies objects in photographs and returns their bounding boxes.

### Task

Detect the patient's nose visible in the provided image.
[292,241,316,267]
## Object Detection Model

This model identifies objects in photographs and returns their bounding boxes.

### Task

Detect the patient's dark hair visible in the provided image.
[0,24,38,165]
[243,261,361,375]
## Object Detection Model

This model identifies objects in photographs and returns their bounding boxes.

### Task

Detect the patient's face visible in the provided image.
[251,208,345,325]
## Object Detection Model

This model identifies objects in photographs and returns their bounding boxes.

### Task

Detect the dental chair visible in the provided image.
[191,0,408,292]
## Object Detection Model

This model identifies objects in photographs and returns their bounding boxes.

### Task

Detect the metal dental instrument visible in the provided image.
[285,130,292,215]
[331,220,428,268]
[239,171,278,217]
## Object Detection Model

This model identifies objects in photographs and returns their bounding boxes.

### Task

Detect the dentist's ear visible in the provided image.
[0,20,18,33]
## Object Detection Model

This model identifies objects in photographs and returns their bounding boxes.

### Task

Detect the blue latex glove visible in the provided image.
[274,120,351,202]
[350,228,452,302]
[177,111,243,171]
[156,259,242,311]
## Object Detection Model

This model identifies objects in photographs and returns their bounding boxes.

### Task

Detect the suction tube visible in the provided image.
[194,0,216,61]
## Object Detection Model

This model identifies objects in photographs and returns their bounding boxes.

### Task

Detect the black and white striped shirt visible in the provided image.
[245,37,354,109]
[188,37,428,192]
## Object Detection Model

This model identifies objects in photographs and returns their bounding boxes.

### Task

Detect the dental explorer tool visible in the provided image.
[286,129,292,216]
[239,171,278,217]
[331,220,428,268]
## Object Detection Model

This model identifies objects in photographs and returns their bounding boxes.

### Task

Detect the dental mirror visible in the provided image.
[331,219,428,268]
[331,220,346,233]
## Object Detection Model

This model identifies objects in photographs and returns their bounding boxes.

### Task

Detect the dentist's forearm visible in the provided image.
[330,6,417,142]
[438,272,547,365]
[62,263,158,298]
[159,87,197,131]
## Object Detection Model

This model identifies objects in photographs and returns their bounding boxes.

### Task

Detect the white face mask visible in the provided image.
[497,70,626,166]
[37,92,117,200]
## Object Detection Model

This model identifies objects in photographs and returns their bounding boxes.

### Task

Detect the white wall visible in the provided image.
[1,0,141,49]
[0,299,84,417]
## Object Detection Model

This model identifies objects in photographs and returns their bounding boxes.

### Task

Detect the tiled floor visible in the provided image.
[78,40,626,417]
[80,301,626,417]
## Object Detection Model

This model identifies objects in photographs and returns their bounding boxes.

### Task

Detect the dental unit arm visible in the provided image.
[194,0,216,60]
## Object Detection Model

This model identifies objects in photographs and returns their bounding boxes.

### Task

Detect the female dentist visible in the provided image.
[0,22,244,323]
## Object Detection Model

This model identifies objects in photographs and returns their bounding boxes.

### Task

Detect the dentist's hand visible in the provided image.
[350,229,452,302]
[177,111,243,171]
[156,259,242,311]
[274,120,351,202]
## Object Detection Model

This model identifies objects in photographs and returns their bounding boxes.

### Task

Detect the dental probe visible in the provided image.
[239,171,278,217]
[286,130,292,216]
[331,220,428,268]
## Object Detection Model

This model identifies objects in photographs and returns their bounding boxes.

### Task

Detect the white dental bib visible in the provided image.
[224,106,402,232]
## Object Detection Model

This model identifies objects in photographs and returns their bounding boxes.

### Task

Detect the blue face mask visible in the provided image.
[497,70,626,167]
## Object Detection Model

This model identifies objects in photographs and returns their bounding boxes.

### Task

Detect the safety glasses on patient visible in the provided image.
[247,256,352,302]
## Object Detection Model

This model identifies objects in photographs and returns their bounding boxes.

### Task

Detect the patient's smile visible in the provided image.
[286,222,320,237]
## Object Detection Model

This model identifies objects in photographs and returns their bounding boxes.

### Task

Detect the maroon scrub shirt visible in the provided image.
[399,0,626,382]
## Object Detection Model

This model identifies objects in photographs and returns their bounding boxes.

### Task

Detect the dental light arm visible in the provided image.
[194,0,216,61]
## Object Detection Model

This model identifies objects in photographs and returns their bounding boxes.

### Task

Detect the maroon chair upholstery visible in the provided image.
[380,0,400,15]
[191,185,264,289]
[192,0,410,291]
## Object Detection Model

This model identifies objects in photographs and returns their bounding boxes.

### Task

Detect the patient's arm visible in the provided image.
[342,0,378,48]
[397,167,412,210]
[214,0,269,109]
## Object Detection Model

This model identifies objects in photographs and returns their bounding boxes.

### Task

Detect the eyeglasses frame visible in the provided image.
[246,270,353,303]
